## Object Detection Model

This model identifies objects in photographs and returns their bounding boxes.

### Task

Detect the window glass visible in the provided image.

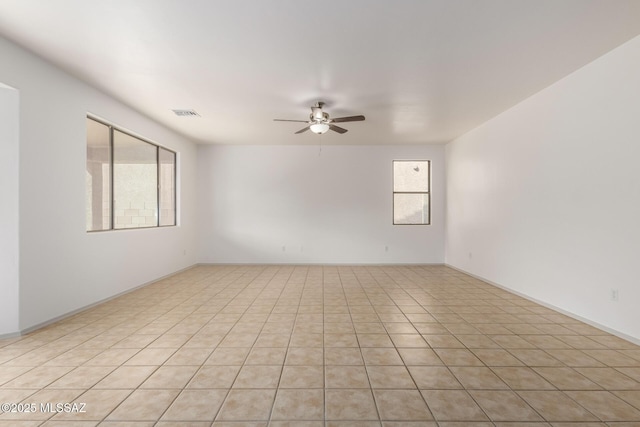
[159,148,176,226]
[393,160,429,192]
[86,118,111,231]
[113,130,158,229]
[393,193,429,225]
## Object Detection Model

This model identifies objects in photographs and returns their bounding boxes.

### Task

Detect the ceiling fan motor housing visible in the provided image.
[310,111,329,122]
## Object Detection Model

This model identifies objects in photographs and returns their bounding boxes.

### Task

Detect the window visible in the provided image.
[86,119,111,231]
[393,160,430,225]
[86,117,176,231]
[158,147,176,226]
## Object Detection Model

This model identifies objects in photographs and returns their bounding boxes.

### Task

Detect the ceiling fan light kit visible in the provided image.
[274,102,365,135]
[309,122,330,134]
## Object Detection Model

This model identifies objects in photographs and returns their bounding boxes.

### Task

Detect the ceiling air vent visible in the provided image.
[172,109,200,117]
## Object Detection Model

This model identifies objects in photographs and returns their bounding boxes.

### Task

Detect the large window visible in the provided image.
[86,117,176,231]
[393,160,430,225]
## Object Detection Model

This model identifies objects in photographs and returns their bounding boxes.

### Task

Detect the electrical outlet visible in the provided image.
[610,289,619,301]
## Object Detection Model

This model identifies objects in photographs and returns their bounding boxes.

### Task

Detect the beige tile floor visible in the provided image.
[1,264,640,426]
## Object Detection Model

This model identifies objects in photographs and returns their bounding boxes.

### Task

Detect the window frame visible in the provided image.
[86,115,177,232]
[392,159,431,226]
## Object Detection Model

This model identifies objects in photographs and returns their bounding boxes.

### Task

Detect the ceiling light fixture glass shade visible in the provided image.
[310,123,330,134]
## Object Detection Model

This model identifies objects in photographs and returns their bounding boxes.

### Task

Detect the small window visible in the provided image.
[393,160,430,225]
[86,116,177,231]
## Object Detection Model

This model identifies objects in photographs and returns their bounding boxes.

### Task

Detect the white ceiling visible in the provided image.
[1,0,639,145]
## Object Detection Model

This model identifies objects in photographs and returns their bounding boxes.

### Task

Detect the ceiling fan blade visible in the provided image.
[329,124,348,134]
[331,115,365,123]
[295,126,311,134]
[274,119,309,123]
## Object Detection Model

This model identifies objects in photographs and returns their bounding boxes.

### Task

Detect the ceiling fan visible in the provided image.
[274,102,365,135]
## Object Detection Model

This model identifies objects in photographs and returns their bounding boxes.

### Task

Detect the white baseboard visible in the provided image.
[445,263,640,346]
[195,262,446,266]
[0,264,198,341]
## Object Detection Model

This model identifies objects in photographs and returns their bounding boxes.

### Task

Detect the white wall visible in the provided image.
[197,144,445,264]
[446,35,640,340]
[0,84,20,335]
[0,36,199,333]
